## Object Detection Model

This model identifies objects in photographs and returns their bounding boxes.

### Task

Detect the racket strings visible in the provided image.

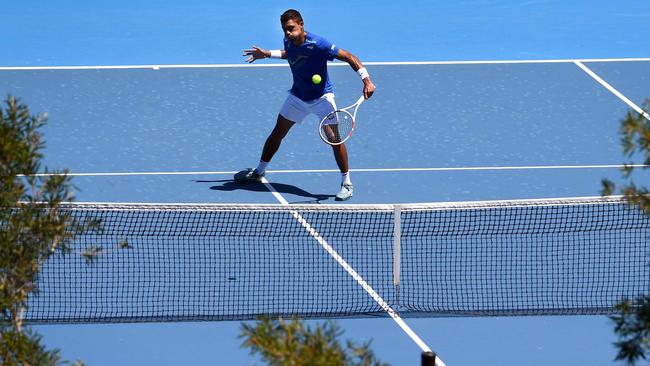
[321,111,353,145]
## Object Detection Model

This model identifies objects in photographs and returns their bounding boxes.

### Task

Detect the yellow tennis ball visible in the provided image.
[312,74,322,84]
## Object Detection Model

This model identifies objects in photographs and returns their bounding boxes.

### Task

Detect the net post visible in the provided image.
[421,351,437,366]
[393,205,402,287]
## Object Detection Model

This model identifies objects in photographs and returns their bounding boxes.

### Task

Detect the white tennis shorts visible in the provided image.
[279,92,337,124]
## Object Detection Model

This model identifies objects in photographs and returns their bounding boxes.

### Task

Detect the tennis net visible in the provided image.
[25,196,650,323]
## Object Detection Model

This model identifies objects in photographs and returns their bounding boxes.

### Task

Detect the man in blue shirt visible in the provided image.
[235,9,376,201]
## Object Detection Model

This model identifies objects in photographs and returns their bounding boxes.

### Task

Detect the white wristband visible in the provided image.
[269,50,282,59]
[357,67,369,80]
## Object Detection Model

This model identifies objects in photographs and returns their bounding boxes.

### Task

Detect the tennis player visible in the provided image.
[235,9,375,201]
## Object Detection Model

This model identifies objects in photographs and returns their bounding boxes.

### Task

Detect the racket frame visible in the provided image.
[318,96,365,146]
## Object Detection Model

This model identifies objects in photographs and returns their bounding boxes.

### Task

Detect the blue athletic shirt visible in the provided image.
[284,32,340,101]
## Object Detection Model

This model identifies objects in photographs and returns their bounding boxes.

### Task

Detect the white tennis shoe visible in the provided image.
[335,183,353,201]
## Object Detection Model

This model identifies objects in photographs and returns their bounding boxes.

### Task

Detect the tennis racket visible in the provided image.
[318,95,365,146]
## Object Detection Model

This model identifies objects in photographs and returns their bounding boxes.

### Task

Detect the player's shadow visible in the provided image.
[196,179,335,204]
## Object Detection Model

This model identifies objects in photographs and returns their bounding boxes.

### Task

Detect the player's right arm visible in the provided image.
[335,49,375,99]
[243,46,286,63]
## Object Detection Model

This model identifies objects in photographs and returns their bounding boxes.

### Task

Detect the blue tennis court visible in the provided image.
[3,1,650,365]
[3,58,647,366]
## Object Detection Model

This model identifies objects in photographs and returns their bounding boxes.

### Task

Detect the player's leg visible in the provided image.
[261,114,295,163]
[331,143,348,174]
[235,93,306,184]
[332,143,353,201]
[234,115,294,183]
[315,93,354,201]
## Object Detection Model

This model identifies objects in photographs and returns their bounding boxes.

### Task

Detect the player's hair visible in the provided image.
[281,9,303,24]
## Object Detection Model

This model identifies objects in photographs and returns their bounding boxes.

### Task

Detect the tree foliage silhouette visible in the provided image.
[602,99,650,365]
[240,317,388,366]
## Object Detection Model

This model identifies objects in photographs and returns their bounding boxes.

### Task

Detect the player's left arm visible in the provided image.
[335,49,376,99]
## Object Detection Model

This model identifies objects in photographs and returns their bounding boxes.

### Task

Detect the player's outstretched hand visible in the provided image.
[243,46,268,63]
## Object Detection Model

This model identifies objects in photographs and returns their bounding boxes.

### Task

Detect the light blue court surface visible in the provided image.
[3,1,650,365]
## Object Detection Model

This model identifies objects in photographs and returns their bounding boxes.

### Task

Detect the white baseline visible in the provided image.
[1,57,649,70]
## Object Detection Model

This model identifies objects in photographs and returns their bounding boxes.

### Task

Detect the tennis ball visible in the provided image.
[312,74,322,84]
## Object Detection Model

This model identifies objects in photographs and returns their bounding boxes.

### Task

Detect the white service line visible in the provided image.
[259,177,443,365]
[574,61,650,121]
[273,164,648,173]
[18,164,648,177]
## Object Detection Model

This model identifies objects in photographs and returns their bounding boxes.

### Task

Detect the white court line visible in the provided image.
[19,164,649,177]
[575,61,650,121]
[1,57,649,70]
[259,177,444,366]
[259,176,290,205]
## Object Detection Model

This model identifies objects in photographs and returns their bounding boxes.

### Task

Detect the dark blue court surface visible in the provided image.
[2,61,647,205]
